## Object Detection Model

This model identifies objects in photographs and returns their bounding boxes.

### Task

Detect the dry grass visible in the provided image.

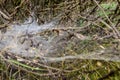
[0,0,120,80]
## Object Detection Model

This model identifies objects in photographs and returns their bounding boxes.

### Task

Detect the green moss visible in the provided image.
[97,2,117,17]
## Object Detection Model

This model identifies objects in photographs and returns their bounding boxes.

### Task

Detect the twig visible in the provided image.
[41,49,120,62]
[93,0,120,38]
[0,10,11,20]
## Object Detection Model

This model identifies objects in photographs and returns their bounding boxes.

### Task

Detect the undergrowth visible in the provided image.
[0,0,120,80]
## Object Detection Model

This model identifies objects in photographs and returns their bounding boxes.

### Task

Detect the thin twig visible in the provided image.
[93,0,120,38]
